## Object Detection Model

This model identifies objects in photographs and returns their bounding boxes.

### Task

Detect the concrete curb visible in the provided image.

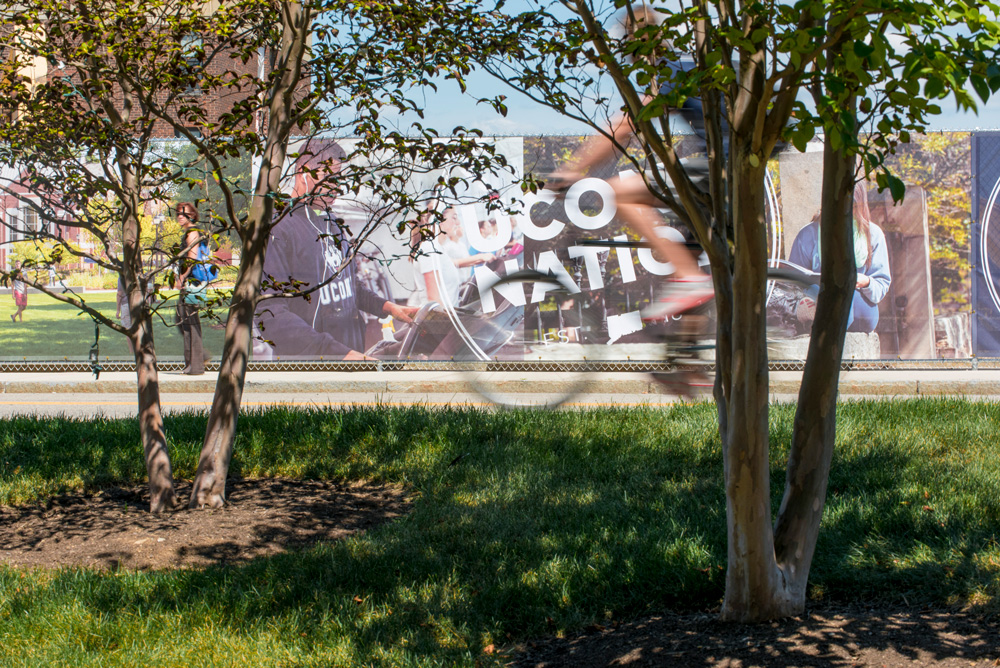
[2,370,1000,398]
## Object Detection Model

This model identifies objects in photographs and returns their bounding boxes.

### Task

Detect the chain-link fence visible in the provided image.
[0,357,991,373]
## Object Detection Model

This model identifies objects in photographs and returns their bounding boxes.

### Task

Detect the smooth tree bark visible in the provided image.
[719,147,791,619]
[718,132,858,621]
[769,134,857,607]
[132,307,178,512]
[120,162,178,512]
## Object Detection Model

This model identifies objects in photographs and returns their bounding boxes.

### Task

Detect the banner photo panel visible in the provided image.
[972,132,1000,357]
[780,134,973,361]
[244,133,980,363]
[1,133,980,363]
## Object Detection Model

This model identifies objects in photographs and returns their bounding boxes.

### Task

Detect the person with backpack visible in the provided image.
[174,202,215,375]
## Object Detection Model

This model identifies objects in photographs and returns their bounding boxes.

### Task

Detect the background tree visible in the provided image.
[885,133,972,313]
[1,0,512,510]
[456,0,1000,620]
[165,0,511,509]
[0,0,269,511]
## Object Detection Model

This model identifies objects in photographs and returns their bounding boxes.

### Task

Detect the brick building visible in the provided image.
[1,6,290,270]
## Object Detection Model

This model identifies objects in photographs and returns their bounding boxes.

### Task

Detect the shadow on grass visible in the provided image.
[2,402,999,665]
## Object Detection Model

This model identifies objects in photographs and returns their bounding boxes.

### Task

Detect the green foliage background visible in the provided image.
[885,132,972,314]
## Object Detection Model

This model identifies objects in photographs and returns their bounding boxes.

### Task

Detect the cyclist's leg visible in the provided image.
[608,172,703,278]
[608,173,713,319]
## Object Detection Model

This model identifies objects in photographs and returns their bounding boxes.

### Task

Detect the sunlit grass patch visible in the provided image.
[0,291,226,360]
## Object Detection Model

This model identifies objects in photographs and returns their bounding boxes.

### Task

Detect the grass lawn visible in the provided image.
[0,291,226,361]
[1,400,999,666]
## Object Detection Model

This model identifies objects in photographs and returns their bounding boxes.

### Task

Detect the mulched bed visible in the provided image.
[507,606,1000,667]
[0,478,409,570]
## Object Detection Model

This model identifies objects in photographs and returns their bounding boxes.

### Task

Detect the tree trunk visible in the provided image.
[132,286,177,513]
[719,119,859,620]
[188,237,268,508]
[719,153,795,621]
[188,0,308,507]
[771,122,858,605]
[118,148,177,513]
[711,257,734,443]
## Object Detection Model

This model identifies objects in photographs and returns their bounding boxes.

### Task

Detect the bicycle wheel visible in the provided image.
[640,265,816,396]
[455,269,610,409]
[645,299,717,397]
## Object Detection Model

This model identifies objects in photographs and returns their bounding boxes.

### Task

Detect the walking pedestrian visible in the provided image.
[11,260,27,322]
[174,203,212,374]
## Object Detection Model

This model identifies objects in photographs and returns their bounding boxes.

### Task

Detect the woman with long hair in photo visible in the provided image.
[789,181,892,333]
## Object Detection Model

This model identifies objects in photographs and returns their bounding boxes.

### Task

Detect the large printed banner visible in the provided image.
[1,134,977,361]
[251,134,977,362]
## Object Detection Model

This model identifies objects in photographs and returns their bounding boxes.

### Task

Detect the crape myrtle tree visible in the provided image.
[454,0,1000,619]
[0,0,260,512]
[0,0,507,512]
[173,1,509,509]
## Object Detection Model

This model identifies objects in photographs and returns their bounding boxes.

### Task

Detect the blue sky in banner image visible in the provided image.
[407,69,1000,137]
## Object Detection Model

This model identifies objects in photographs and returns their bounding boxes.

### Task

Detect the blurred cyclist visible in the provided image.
[548,3,716,321]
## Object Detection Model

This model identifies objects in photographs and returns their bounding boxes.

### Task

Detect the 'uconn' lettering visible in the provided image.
[319,278,354,305]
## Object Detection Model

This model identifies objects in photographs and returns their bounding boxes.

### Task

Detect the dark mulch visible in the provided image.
[0,478,409,570]
[507,606,1000,668]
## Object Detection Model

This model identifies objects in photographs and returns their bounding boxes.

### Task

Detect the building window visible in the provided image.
[175,126,203,140]
[6,208,25,241]
[181,34,204,96]
[22,206,42,236]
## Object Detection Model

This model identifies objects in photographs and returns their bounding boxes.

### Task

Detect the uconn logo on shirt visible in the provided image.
[318,238,354,306]
[319,278,354,305]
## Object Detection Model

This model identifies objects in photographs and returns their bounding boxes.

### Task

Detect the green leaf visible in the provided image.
[853,40,875,59]
[789,124,815,153]
[971,75,990,101]
[925,77,944,98]
[884,173,906,203]
[829,126,843,151]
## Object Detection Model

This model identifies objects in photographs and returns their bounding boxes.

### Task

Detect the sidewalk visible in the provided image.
[2,368,999,398]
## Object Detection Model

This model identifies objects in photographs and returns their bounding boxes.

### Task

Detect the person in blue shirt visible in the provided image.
[788,181,892,333]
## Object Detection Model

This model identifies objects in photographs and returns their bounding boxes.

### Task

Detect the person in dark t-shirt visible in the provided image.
[255,141,416,359]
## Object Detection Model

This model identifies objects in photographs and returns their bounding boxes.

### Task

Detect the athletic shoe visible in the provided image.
[642,276,714,321]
